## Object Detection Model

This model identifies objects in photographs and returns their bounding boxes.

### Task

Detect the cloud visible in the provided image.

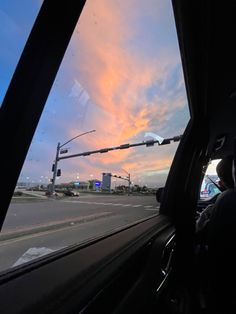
[20,0,189,184]
[65,0,186,148]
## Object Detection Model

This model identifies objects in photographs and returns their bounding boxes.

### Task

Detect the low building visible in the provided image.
[73,181,90,190]
[89,179,102,191]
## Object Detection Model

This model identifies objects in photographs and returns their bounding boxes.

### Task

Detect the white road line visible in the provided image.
[62,200,158,209]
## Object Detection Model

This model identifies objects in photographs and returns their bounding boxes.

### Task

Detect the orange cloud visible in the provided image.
[123,158,172,174]
[59,0,188,181]
[72,2,176,131]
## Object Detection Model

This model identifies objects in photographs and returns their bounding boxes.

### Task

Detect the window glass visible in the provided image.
[0,0,190,273]
[200,160,221,199]
[0,0,42,105]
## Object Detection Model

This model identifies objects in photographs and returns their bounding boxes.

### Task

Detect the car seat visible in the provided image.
[207,158,236,314]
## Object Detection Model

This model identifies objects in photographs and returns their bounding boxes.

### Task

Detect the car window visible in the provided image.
[0,0,42,105]
[0,0,190,273]
[200,159,221,199]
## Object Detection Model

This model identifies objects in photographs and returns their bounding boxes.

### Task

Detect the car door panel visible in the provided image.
[0,215,175,314]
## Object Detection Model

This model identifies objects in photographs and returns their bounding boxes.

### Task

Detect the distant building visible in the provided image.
[73,181,90,190]
[16,182,27,188]
[88,179,101,191]
[54,180,102,191]
[16,182,40,188]
[102,173,111,192]
[54,181,89,190]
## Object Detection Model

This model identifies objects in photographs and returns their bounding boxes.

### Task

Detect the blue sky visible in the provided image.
[0,0,42,103]
[0,0,189,187]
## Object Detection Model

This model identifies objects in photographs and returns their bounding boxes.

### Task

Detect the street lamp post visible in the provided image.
[50,129,96,195]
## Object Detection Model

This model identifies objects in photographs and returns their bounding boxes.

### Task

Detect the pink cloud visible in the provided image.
[50,0,188,182]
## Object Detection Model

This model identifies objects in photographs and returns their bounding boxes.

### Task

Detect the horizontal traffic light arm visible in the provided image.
[112,174,129,181]
[58,135,182,161]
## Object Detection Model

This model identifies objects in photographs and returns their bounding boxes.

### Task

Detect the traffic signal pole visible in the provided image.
[58,135,182,161]
[51,134,182,195]
[128,173,131,196]
[51,142,60,195]
[111,173,131,195]
[50,130,96,195]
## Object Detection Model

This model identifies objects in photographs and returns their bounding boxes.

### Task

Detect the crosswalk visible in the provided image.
[62,200,159,211]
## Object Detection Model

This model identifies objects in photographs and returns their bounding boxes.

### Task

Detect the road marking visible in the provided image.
[62,200,158,209]
[0,212,113,245]
[12,247,57,267]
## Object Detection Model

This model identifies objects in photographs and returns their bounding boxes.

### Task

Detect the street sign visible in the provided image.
[60,149,68,154]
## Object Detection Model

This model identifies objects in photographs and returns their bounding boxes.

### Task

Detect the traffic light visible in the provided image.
[103,173,112,176]
[145,140,154,147]
[57,169,61,177]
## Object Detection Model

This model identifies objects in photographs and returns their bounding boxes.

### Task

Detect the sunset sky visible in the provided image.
[0,0,190,187]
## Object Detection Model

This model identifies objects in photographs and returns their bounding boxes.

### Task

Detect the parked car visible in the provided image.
[63,190,79,197]
[45,191,58,197]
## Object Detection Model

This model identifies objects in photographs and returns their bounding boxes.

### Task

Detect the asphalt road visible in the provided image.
[0,194,159,273]
[3,194,158,232]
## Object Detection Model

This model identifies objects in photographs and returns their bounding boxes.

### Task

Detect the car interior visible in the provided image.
[0,0,236,313]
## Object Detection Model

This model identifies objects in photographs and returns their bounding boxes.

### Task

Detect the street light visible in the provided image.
[50,129,96,195]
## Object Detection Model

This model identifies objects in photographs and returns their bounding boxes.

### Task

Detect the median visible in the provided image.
[0,212,114,242]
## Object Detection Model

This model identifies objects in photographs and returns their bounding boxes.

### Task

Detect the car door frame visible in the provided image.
[0,0,210,313]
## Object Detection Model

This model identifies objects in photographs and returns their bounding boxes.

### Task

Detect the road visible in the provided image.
[0,194,159,273]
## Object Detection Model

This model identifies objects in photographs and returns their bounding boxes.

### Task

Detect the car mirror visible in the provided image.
[156,187,164,203]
